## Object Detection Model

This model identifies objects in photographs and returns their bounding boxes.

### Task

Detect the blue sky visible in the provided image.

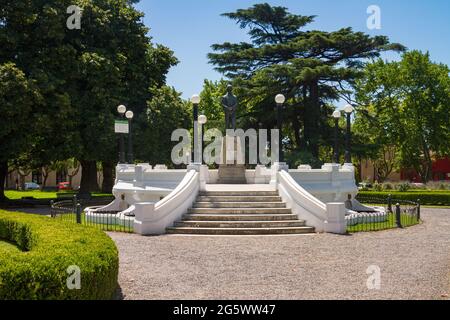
[135,0,450,104]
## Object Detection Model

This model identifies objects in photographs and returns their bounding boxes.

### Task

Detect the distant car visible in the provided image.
[57,182,72,191]
[358,182,373,190]
[24,182,40,190]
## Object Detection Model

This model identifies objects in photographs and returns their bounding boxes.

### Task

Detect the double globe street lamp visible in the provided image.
[275,94,286,163]
[190,94,201,163]
[332,104,354,165]
[344,104,354,164]
[117,105,134,164]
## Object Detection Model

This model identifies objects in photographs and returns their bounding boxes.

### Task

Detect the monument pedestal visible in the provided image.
[217,136,247,184]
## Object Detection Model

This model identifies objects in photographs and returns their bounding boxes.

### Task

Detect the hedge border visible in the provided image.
[0,211,119,300]
[357,191,450,206]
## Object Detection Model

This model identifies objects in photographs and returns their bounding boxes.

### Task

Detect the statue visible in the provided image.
[221,84,237,130]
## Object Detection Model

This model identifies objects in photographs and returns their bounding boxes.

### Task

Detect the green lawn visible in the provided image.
[5,190,112,200]
[347,212,420,233]
[0,239,22,253]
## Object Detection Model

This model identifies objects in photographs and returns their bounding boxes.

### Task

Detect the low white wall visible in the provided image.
[113,164,187,204]
[277,170,347,234]
[288,164,358,203]
[134,170,200,235]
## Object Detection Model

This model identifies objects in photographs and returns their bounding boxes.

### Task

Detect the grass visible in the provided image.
[55,211,134,233]
[347,212,420,233]
[0,239,22,253]
[5,190,112,200]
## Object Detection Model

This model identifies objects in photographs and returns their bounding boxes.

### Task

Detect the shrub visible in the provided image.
[383,183,393,190]
[357,191,450,206]
[396,182,411,192]
[373,181,383,192]
[0,211,118,300]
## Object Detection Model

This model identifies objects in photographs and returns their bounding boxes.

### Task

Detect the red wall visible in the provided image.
[400,157,450,182]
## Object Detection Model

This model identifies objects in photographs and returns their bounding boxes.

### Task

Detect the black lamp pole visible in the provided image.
[334,116,340,164]
[275,94,285,163]
[127,114,134,164]
[277,103,284,163]
[189,95,201,164]
[192,102,198,163]
[117,106,126,164]
[344,107,353,164]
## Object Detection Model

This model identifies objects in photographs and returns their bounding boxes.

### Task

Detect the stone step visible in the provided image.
[197,196,282,202]
[199,191,279,197]
[187,208,292,215]
[183,214,300,221]
[174,220,306,228]
[193,202,286,208]
[166,226,316,235]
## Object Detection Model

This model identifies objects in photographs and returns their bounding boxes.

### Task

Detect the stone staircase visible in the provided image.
[166,190,315,235]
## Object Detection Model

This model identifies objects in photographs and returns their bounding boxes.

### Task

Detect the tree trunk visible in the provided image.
[79,160,99,195]
[0,161,7,202]
[101,161,114,194]
[309,80,320,158]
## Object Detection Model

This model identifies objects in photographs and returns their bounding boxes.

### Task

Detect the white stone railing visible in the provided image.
[133,170,200,235]
[277,170,346,234]
[288,164,358,203]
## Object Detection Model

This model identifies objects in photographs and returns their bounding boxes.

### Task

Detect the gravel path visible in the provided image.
[109,208,450,300]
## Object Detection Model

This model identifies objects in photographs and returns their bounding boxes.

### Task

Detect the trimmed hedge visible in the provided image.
[357,191,450,206]
[0,210,119,300]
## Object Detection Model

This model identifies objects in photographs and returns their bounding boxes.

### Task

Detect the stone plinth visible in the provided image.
[218,135,247,184]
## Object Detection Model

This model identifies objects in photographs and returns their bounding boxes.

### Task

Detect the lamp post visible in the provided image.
[344,104,354,164]
[332,110,341,164]
[125,110,134,164]
[198,114,207,164]
[275,94,286,163]
[190,94,201,163]
[117,105,127,164]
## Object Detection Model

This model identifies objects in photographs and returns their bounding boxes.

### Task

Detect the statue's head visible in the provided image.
[226,84,233,93]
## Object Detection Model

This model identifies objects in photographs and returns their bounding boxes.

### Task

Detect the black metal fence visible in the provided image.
[347,194,421,233]
[50,196,133,233]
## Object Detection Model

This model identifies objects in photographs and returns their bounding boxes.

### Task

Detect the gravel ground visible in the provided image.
[109,208,450,300]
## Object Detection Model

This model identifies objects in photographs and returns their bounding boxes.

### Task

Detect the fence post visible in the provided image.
[73,194,77,211]
[395,203,402,228]
[387,194,392,213]
[417,199,421,221]
[76,202,82,224]
[50,200,54,218]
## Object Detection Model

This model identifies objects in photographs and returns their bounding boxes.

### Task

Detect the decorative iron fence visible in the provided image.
[347,194,421,233]
[50,196,133,233]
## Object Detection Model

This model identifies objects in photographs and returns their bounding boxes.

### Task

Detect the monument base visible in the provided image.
[218,164,247,184]
[217,134,247,184]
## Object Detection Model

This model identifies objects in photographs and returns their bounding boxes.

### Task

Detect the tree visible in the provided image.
[0,63,39,201]
[134,86,191,166]
[0,0,177,194]
[208,3,404,164]
[354,51,450,183]
[198,79,229,133]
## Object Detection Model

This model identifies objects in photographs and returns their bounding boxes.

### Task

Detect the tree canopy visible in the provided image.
[208,3,405,163]
[354,51,450,182]
[0,0,177,196]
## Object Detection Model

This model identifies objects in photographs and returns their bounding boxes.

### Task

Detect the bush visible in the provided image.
[357,191,450,206]
[0,211,119,300]
[382,183,393,190]
[396,182,411,192]
[373,181,383,192]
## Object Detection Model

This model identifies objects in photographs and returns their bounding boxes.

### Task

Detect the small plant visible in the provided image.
[383,182,393,190]
[373,181,383,192]
[396,182,411,192]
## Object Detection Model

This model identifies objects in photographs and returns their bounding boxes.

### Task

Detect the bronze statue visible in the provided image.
[221,84,237,130]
